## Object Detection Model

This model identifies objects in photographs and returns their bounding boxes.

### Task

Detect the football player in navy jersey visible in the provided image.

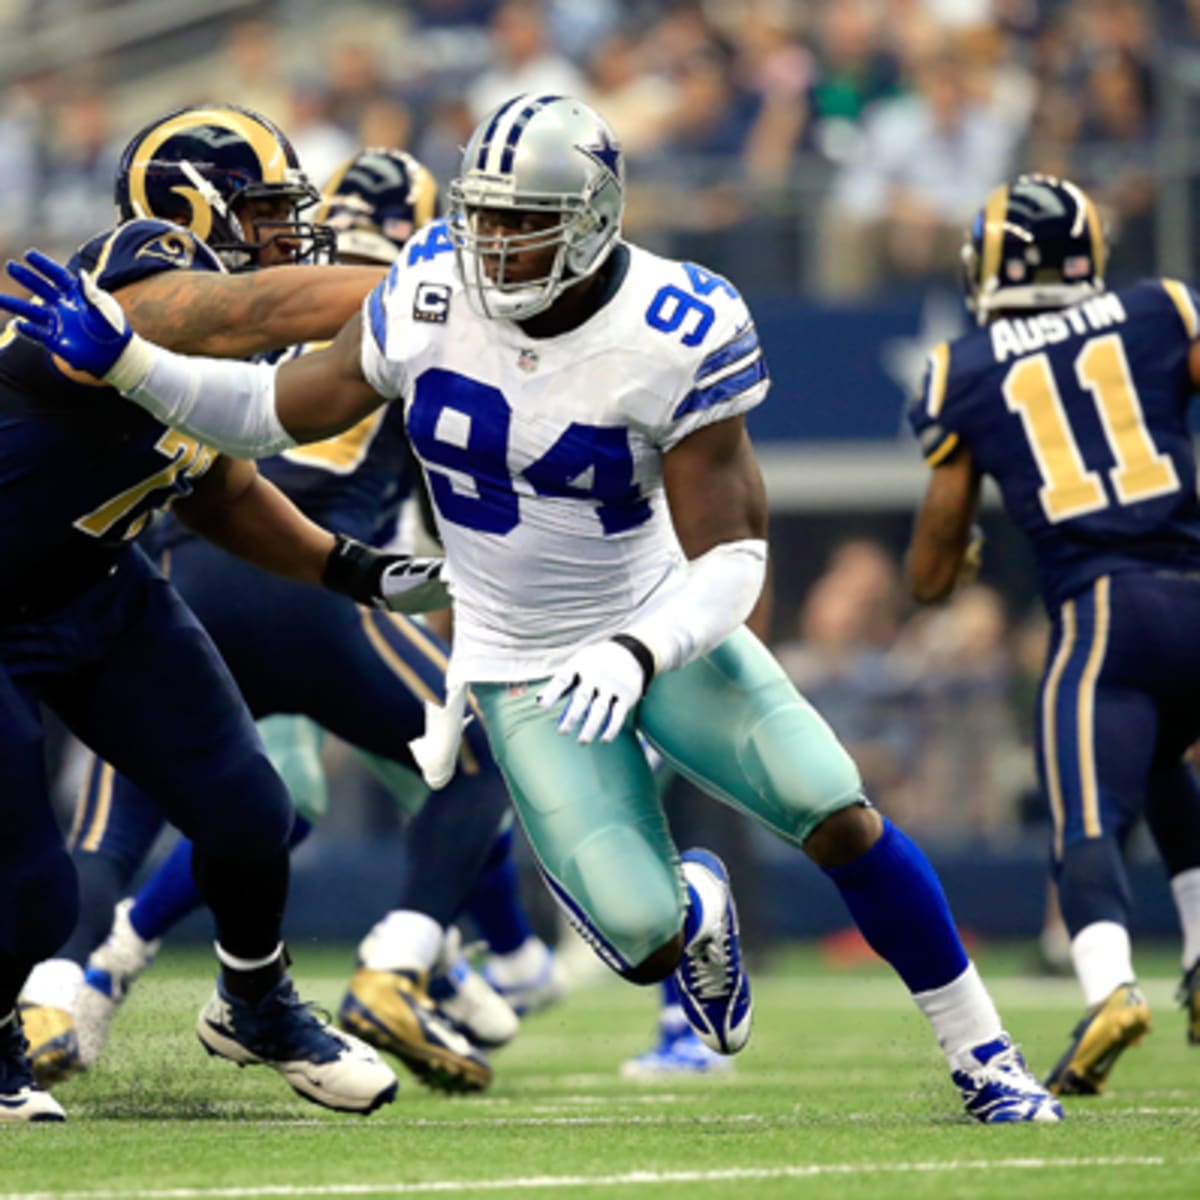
[22,147,527,1097]
[9,95,1065,1124]
[0,103,420,1121]
[907,174,1200,1095]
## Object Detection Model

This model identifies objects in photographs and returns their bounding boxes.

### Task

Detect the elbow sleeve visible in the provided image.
[624,538,768,675]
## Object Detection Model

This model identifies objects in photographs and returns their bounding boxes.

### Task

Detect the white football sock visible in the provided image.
[659,1003,688,1034]
[1071,920,1134,1006]
[486,937,550,989]
[20,959,84,1010]
[912,962,1004,1058]
[358,910,442,973]
[1170,867,1200,972]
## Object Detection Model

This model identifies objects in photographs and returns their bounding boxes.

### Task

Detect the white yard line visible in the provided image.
[0,1156,1180,1200]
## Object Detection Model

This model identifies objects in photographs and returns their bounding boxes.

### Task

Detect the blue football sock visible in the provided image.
[823,818,968,994]
[130,816,313,943]
[659,975,689,1032]
[129,836,202,942]
[464,828,534,955]
[661,975,683,1008]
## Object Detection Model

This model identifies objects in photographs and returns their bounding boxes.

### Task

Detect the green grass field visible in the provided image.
[2,942,1197,1199]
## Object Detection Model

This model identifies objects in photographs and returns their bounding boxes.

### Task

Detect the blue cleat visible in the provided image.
[951,1034,1064,1123]
[620,1022,735,1080]
[197,975,397,1114]
[675,849,752,1055]
[0,1011,65,1123]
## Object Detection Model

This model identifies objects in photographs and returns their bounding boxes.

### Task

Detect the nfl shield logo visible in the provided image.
[518,347,539,373]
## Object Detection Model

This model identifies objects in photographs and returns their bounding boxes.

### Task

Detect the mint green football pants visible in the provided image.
[473,627,863,971]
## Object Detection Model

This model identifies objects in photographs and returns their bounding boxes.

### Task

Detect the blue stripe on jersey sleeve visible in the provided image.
[367,279,388,353]
[695,324,759,384]
[672,354,768,419]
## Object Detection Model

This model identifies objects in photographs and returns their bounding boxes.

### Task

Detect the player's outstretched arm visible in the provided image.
[176,456,337,587]
[4,248,383,362]
[176,456,451,613]
[115,262,386,358]
[0,250,385,457]
[907,445,983,603]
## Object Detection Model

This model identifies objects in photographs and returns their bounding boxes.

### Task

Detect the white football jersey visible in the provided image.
[361,222,769,684]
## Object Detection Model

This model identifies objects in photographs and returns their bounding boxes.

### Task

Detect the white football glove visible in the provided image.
[323,533,451,614]
[378,555,452,613]
[537,636,653,745]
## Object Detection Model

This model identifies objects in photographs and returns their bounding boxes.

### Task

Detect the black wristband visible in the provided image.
[322,533,387,606]
[612,633,655,695]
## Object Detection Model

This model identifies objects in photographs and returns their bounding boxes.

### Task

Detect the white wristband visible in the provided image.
[624,538,767,675]
[120,343,296,459]
[103,333,155,393]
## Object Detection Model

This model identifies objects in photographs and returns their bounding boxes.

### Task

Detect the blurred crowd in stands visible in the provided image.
[775,537,1047,841]
[1,0,1199,291]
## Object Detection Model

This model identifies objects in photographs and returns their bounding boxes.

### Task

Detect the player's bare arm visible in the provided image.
[907,445,983,603]
[115,264,386,357]
[662,415,768,559]
[272,312,385,441]
[173,456,335,588]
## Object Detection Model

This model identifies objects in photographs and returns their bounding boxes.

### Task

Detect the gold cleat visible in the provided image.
[1179,959,1200,1046]
[338,967,492,1093]
[17,1003,82,1087]
[1045,982,1151,1095]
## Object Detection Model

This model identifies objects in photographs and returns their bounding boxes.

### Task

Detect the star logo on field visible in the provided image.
[577,131,622,180]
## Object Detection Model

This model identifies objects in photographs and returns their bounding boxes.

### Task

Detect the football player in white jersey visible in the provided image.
[3,94,1062,1123]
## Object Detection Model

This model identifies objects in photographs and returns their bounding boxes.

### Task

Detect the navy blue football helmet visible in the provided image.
[962,174,1107,325]
[114,103,334,271]
[316,148,439,265]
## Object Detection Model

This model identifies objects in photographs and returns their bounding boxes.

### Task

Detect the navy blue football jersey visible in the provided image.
[909,280,1200,608]
[0,219,223,614]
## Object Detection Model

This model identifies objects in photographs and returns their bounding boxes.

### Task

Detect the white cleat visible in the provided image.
[75,898,161,1069]
[483,936,565,1018]
[197,976,397,1114]
[429,928,519,1050]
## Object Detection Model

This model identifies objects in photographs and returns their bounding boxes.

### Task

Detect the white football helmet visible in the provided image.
[448,94,625,321]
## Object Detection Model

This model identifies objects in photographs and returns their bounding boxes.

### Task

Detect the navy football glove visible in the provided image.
[0,249,134,378]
